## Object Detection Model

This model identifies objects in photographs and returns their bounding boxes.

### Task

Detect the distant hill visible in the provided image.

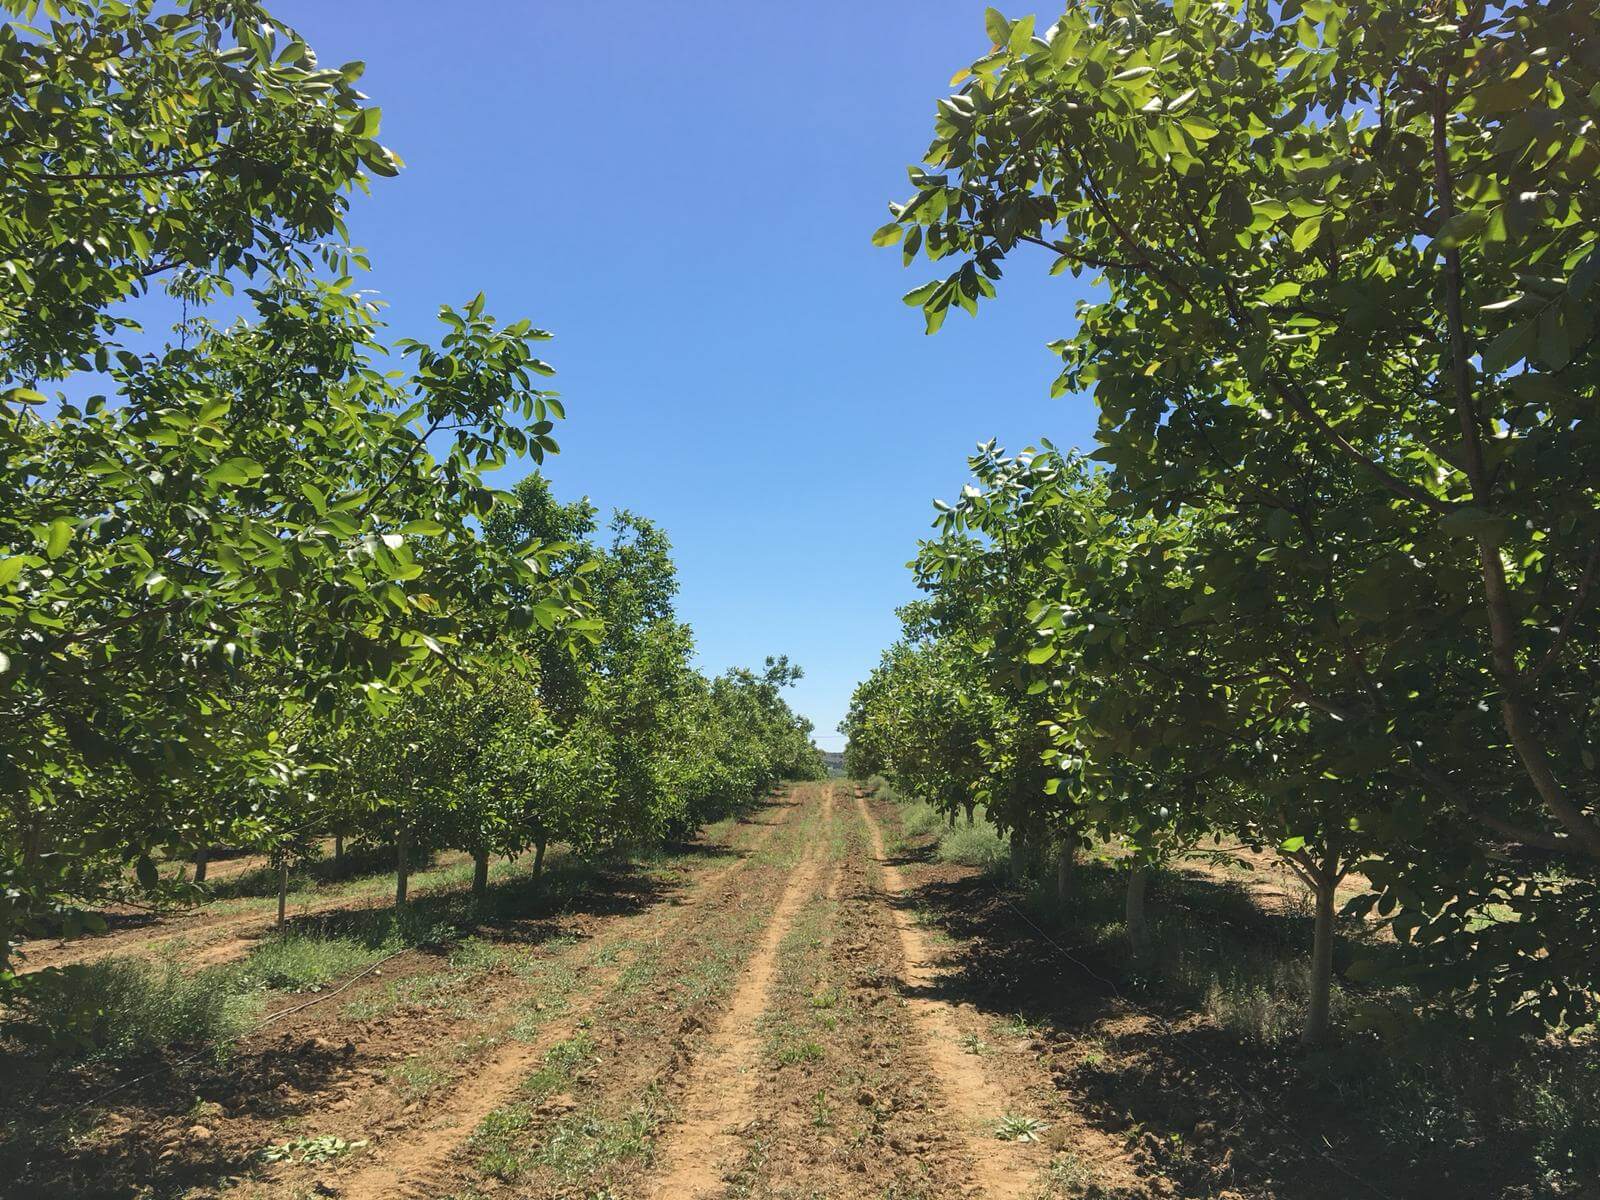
[820,750,847,776]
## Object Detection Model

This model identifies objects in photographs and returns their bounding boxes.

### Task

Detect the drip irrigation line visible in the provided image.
[1000,896,1394,1200]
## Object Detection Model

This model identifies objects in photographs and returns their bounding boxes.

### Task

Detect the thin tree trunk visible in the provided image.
[1126,865,1150,954]
[395,827,409,910]
[472,848,490,897]
[276,860,289,930]
[1055,837,1077,909]
[334,833,345,877]
[1009,826,1029,883]
[1428,67,1600,861]
[192,845,208,885]
[1302,870,1338,1046]
[533,834,548,881]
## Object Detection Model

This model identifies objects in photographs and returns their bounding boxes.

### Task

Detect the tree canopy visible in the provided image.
[858,0,1600,1038]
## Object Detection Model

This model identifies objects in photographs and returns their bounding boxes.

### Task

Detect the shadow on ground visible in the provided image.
[0,797,788,1200]
[883,834,1594,1200]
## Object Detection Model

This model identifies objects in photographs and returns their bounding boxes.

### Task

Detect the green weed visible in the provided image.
[995,1113,1050,1142]
[226,931,393,994]
[4,959,259,1062]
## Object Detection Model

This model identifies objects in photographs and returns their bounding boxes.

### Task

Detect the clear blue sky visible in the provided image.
[268,0,1099,744]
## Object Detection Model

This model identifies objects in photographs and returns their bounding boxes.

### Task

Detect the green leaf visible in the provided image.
[0,557,28,587]
[205,457,265,487]
[983,7,1011,46]
[401,519,448,537]
[1007,14,1035,52]
[44,518,73,560]
[1435,210,1487,248]
[1291,215,1323,252]
[871,222,904,247]
[1439,506,1512,545]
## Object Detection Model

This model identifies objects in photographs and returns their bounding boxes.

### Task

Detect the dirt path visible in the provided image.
[854,791,1046,1200]
[643,786,835,1198]
[12,786,1162,1200]
[329,796,809,1200]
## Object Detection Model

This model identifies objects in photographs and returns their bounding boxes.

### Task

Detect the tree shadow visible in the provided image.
[0,795,800,1198]
[889,851,1584,1200]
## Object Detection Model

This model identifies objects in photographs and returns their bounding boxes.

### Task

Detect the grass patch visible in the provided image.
[538,1098,660,1180]
[890,796,1009,872]
[389,1056,449,1099]
[774,1033,825,1066]
[520,1030,597,1100]
[471,1092,662,1186]
[897,800,945,842]
[472,1102,539,1182]
[3,959,259,1063]
[226,931,394,994]
[935,819,1009,872]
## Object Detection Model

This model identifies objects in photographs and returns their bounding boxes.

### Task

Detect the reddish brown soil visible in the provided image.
[19,783,1532,1200]
[11,847,476,976]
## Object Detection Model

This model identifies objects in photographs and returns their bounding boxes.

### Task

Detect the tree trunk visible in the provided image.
[1427,75,1600,863]
[1009,825,1031,883]
[395,827,410,910]
[1302,870,1338,1046]
[533,834,548,881]
[192,845,208,885]
[1126,865,1150,954]
[963,800,975,827]
[1055,837,1078,909]
[276,860,289,929]
[472,848,490,897]
[334,833,345,877]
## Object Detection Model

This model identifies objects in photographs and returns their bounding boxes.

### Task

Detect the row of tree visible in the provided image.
[0,0,819,981]
[847,0,1599,1045]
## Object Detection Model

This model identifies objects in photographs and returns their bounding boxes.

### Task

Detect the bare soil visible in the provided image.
[13,782,1543,1200]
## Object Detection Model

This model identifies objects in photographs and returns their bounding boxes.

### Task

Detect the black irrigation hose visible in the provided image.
[1000,896,1394,1200]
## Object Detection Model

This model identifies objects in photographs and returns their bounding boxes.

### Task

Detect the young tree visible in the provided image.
[0,1,579,976]
[879,0,1600,1028]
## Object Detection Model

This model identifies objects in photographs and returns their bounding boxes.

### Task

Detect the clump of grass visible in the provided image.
[538,1100,660,1180]
[775,1037,825,1066]
[898,800,945,841]
[520,1030,597,1100]
[1042,1150,1093,1196]
[472,1102,538,1181]
[936,820,1009,873]
[4,959,259,1062]
[389,1056,449,1099]
[995,1113,1050,1142]
[226,931,395,994]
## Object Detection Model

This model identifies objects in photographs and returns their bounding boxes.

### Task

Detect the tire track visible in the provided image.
[642,784,835,1199]
[855,792,1044,1200]
[330,793,806,1200]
